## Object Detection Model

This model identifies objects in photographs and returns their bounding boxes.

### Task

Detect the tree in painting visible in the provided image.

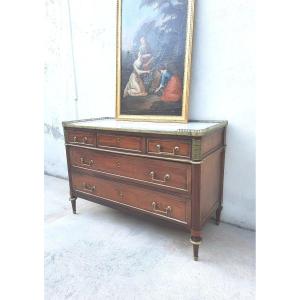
[121,0,189,116]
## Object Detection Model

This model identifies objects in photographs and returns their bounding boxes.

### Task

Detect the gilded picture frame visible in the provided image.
[116,0,195,123]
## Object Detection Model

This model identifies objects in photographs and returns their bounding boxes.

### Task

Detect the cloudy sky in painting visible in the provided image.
[121,0,161,51]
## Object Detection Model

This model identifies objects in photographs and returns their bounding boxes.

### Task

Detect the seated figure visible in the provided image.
[161,74,182,102]
[159,63,182,102]
[155,66,172,94]
[123,54,150,97]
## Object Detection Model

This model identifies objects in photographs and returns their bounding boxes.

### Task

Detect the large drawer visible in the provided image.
[71,172,187,223]
[69,147,191,193]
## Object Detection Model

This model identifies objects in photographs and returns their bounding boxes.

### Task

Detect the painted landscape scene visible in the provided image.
[120,0,189,116]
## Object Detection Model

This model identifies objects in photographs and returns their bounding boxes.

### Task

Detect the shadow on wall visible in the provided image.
[44,123,64,140]
[44,123,68,179]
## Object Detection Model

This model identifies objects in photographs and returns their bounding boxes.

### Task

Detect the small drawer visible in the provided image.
[97,133,143,152]
[67,130,96,147]
[147,138,191,158]
[71,172,187,223]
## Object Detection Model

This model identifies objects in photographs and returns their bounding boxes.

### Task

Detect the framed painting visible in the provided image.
[116,0,195,123]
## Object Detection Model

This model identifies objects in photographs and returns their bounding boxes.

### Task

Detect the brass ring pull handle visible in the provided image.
[152,202,172,216]
[80,157,94,167]
[149,171,170,183]
[155,144,180,156]
[82,182,96,192]
[73,136,89,145]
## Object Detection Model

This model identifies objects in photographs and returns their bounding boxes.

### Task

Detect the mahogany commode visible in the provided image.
[63,117,227,260]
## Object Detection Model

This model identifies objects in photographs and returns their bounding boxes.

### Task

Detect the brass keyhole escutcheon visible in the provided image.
[116,161,121,168]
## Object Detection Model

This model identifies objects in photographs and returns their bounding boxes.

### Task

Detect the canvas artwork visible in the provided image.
[116,0,195,122]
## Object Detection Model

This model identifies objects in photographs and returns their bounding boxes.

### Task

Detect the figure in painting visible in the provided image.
[123,53,150,97]
[160,63,182,102]
[123,56,182,103]
[155,65,172,94]
[139,37,154,91]
[123,37,154,97]
[138,37,152,60]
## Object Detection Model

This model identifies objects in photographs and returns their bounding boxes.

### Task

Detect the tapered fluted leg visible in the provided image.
[190,236,202,261]
[70,197,77,214]
[216,205,223,225]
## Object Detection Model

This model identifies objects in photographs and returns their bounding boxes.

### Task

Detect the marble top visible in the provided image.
[63,117,227,137]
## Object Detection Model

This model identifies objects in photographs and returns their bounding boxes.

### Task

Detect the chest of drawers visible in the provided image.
[63,117,227,260]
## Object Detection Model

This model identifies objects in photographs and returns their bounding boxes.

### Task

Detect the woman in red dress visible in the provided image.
[160,64,182,102]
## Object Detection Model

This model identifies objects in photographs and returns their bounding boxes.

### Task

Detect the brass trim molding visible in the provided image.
[192,139,201,161]
[190,238,202,245]
[97,145,142,153]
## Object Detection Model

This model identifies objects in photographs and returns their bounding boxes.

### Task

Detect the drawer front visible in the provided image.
[71,172,187,223]
[147,138,191,159]
[97,133,143,152]
[69,147,191,192]
[67,130,96,147]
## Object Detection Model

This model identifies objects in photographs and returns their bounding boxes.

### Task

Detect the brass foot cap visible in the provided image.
[190,238,202,245]
[194,257,199,261]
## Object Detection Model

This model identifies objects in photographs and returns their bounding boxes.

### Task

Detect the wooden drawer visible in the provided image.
[147,138,191,159]
[97,133,143,152]
[67,129,96,147]
[71,172,187,223]
[69,147,191,192]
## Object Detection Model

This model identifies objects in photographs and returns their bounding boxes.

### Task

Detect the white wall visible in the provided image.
[45,0,255,229]
[190,0,256,229]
